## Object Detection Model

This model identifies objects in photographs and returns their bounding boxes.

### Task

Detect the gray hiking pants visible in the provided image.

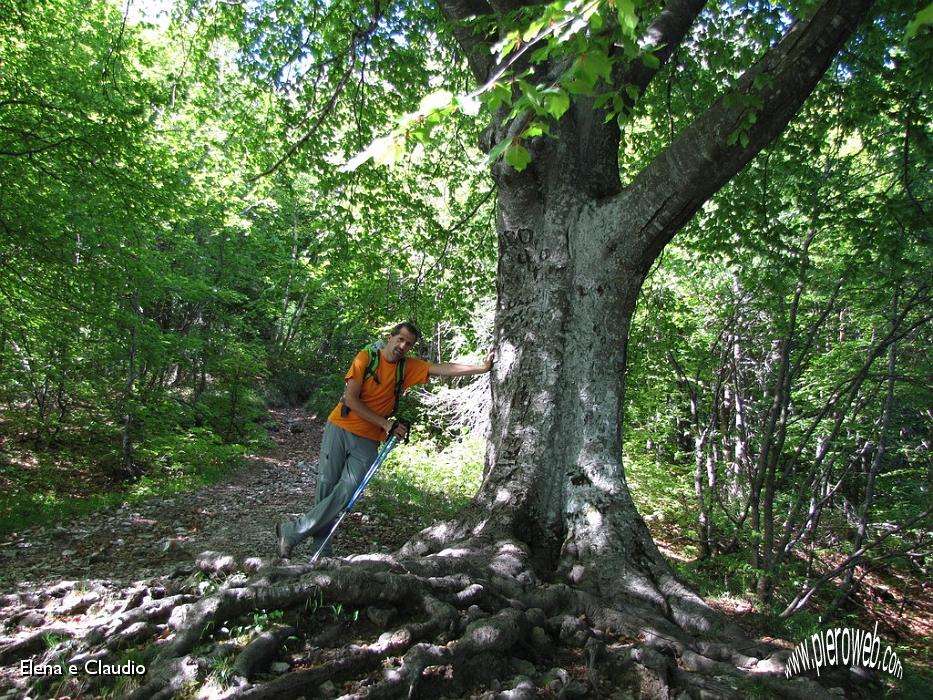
[287,421,379,550]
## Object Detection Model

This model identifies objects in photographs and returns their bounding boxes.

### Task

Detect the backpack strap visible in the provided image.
[362,343,381,384]
[390,357,406,418]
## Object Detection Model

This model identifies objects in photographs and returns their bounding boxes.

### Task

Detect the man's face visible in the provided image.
[384,328,418,362]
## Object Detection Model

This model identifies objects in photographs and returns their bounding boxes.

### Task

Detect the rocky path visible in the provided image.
[0,408,411,592]
[0,410,437,699]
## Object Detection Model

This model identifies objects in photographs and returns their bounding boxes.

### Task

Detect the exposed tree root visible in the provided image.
[233,624,296,681]
[0,627,72,666]
[0,541,887,699]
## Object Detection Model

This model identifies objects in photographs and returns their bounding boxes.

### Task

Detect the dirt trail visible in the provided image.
[0,409,408,592]
[0,410,437,699]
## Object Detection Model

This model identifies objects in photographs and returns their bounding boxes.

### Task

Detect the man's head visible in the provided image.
[383,321,421,362]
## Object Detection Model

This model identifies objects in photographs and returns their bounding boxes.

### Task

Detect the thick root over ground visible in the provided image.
[0,542,882,699]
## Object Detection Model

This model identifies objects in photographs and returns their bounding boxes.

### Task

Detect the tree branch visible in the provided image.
[247,62,355,182]
[247,9,384,182]
[597,0,876,268]
[779,506,933,617]
[613,0,707,107]
[435,0,497,82]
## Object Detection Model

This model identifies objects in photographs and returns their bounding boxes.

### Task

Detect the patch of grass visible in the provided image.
[888,659,933,698]
[206,653,237,689]
[0,430,248,535]
[625,453,695,530]
[42,631,68,649]
[0,488,130,535]
[674,551,760,599]
[230,608,285,640]
[331,602,362,624]
[732,675,779,699]
[366,434,484,522]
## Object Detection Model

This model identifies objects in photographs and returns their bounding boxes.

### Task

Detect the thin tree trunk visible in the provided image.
[669,350,714,558]
[826,285,899,615]
[121,290,141,478]
[730,276,750,502]
[756,230,815,601]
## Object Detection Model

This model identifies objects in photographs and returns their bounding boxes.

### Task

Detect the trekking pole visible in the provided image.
[310,420,409,563]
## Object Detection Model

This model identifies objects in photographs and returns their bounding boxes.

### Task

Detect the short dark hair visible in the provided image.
[389,321,421,341]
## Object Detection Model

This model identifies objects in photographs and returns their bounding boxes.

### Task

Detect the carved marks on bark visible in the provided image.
[497,227,570,320]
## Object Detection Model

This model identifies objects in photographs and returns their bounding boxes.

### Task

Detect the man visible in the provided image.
[276,321,494,558]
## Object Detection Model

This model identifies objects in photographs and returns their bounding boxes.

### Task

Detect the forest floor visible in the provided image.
[1,409,930,698]
[0,408,425,590]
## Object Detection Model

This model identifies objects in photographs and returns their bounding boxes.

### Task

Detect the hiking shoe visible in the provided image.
[275,521,294,558]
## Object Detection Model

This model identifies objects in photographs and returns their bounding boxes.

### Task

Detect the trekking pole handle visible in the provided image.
[388,417,412,443]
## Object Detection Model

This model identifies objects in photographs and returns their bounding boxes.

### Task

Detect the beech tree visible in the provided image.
[8,1,927,698]
[409,0,875,619]
[150,0,881,696]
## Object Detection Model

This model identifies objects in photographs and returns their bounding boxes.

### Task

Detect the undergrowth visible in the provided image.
[0,429,255,535]
[366,434,484,522]
[626,453,932,697]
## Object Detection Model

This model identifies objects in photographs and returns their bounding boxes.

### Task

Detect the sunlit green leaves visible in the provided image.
[487,136,513,164]
[419,90,454,112]
[486,81,513,111]
[640,49,660,69]
[545,88,570,119]
[344,0,658,171]
[523,121,551,138]
[573,43,613,84]
[617,0,639,35]
[505,142,532,171]
[492,0,604,64]
[342,135,403,170]
[905,2,933,40]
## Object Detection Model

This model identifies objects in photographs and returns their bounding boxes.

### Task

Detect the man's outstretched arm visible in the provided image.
[428,350,495,378]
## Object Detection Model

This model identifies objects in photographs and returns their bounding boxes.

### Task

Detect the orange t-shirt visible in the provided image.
[327,349,430,441]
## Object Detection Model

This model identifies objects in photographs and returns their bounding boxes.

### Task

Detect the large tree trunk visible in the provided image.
[482,176,690,614]
[422,0,874,621]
